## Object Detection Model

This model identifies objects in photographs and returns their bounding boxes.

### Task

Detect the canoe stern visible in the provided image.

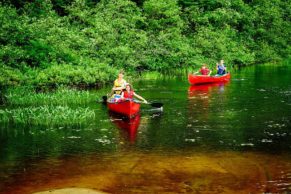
[107,101,140,117]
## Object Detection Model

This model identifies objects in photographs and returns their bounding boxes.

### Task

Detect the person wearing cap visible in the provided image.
[121,83,148,103]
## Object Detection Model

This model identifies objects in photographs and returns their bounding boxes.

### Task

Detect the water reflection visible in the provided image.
[1,65,291,194]
[109,113,141,143]
[188,82,227,97]
[187,83,227,114]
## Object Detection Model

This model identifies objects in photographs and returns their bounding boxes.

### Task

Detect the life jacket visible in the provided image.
[200,68,210,75]
[217,65,226,75]
[123,90,134,99]
[114,79,126,95]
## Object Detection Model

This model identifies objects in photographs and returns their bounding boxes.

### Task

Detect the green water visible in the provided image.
[0,64,291,193]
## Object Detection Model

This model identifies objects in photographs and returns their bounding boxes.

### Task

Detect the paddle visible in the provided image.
[134,100,163,108]
[147,102,163,108]
[102,95,107,101]
[99,95,107,104]
[101,95,163,108]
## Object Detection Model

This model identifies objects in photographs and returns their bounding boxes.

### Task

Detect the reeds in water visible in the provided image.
[5,87,99,106]
[0,105,95,127]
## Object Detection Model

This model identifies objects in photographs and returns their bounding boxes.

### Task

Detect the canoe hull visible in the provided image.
[188,73,231,85]
[107,101,140,117]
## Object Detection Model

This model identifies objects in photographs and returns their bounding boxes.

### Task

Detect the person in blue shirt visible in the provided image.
[216,59,227,75]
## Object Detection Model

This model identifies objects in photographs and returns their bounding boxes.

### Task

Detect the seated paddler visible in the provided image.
[120,83,148,104]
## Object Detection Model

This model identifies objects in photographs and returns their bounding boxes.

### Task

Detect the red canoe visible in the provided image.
[188,73,231,85]
[107,100,140,117]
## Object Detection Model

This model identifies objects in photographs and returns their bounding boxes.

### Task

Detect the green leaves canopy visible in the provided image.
[0,0,290,87]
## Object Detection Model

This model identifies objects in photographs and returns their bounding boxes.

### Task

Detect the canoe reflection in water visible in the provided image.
[188,83,228,121]
[188,82,227,97]
[109,113,141,143]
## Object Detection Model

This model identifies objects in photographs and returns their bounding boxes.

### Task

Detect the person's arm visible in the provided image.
[133,92,148,103]
[121,92,125,99]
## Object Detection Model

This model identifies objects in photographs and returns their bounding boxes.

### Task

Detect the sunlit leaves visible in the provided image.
[0,0,290,87]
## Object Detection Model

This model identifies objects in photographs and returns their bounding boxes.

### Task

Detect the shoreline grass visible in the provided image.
[0,105,95,127]
[4,87,100,106]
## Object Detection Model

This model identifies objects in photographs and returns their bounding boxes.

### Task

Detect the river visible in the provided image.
[0,64,291,193]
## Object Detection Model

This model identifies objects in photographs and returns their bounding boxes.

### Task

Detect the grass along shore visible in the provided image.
[4,87,100,106]
[0,87,99,127]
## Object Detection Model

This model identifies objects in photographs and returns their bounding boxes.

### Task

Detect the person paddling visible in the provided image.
[198,64,211,75]
[216,60,227,75]
[121,83,148,103]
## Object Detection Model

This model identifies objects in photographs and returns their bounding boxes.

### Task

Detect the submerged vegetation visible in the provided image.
[0,0,290,87]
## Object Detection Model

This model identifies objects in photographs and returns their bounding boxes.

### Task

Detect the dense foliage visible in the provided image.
[0,0,290,87]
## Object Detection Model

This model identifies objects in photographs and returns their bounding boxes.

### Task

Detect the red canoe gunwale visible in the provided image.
[107,100,140,117]
[188,73,231,85]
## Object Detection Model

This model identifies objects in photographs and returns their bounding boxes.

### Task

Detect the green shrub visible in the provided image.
[0,65,24,87]
[0,0,290,88]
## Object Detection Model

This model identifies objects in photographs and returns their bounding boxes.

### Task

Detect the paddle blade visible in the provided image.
[102,96,108,104]
[150,102,163,108]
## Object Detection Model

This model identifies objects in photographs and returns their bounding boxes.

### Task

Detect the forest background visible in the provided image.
[0,0,290,88]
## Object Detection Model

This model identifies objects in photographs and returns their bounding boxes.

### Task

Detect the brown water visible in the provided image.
[1,64,291,193]
[2,151,291,194]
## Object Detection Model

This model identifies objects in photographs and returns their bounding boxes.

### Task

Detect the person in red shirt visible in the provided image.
[121,83,148,103]
[198,64,211,75]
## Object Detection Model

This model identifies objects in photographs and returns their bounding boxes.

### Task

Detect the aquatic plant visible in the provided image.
[5,87,100,106]
[0,105,96,127]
